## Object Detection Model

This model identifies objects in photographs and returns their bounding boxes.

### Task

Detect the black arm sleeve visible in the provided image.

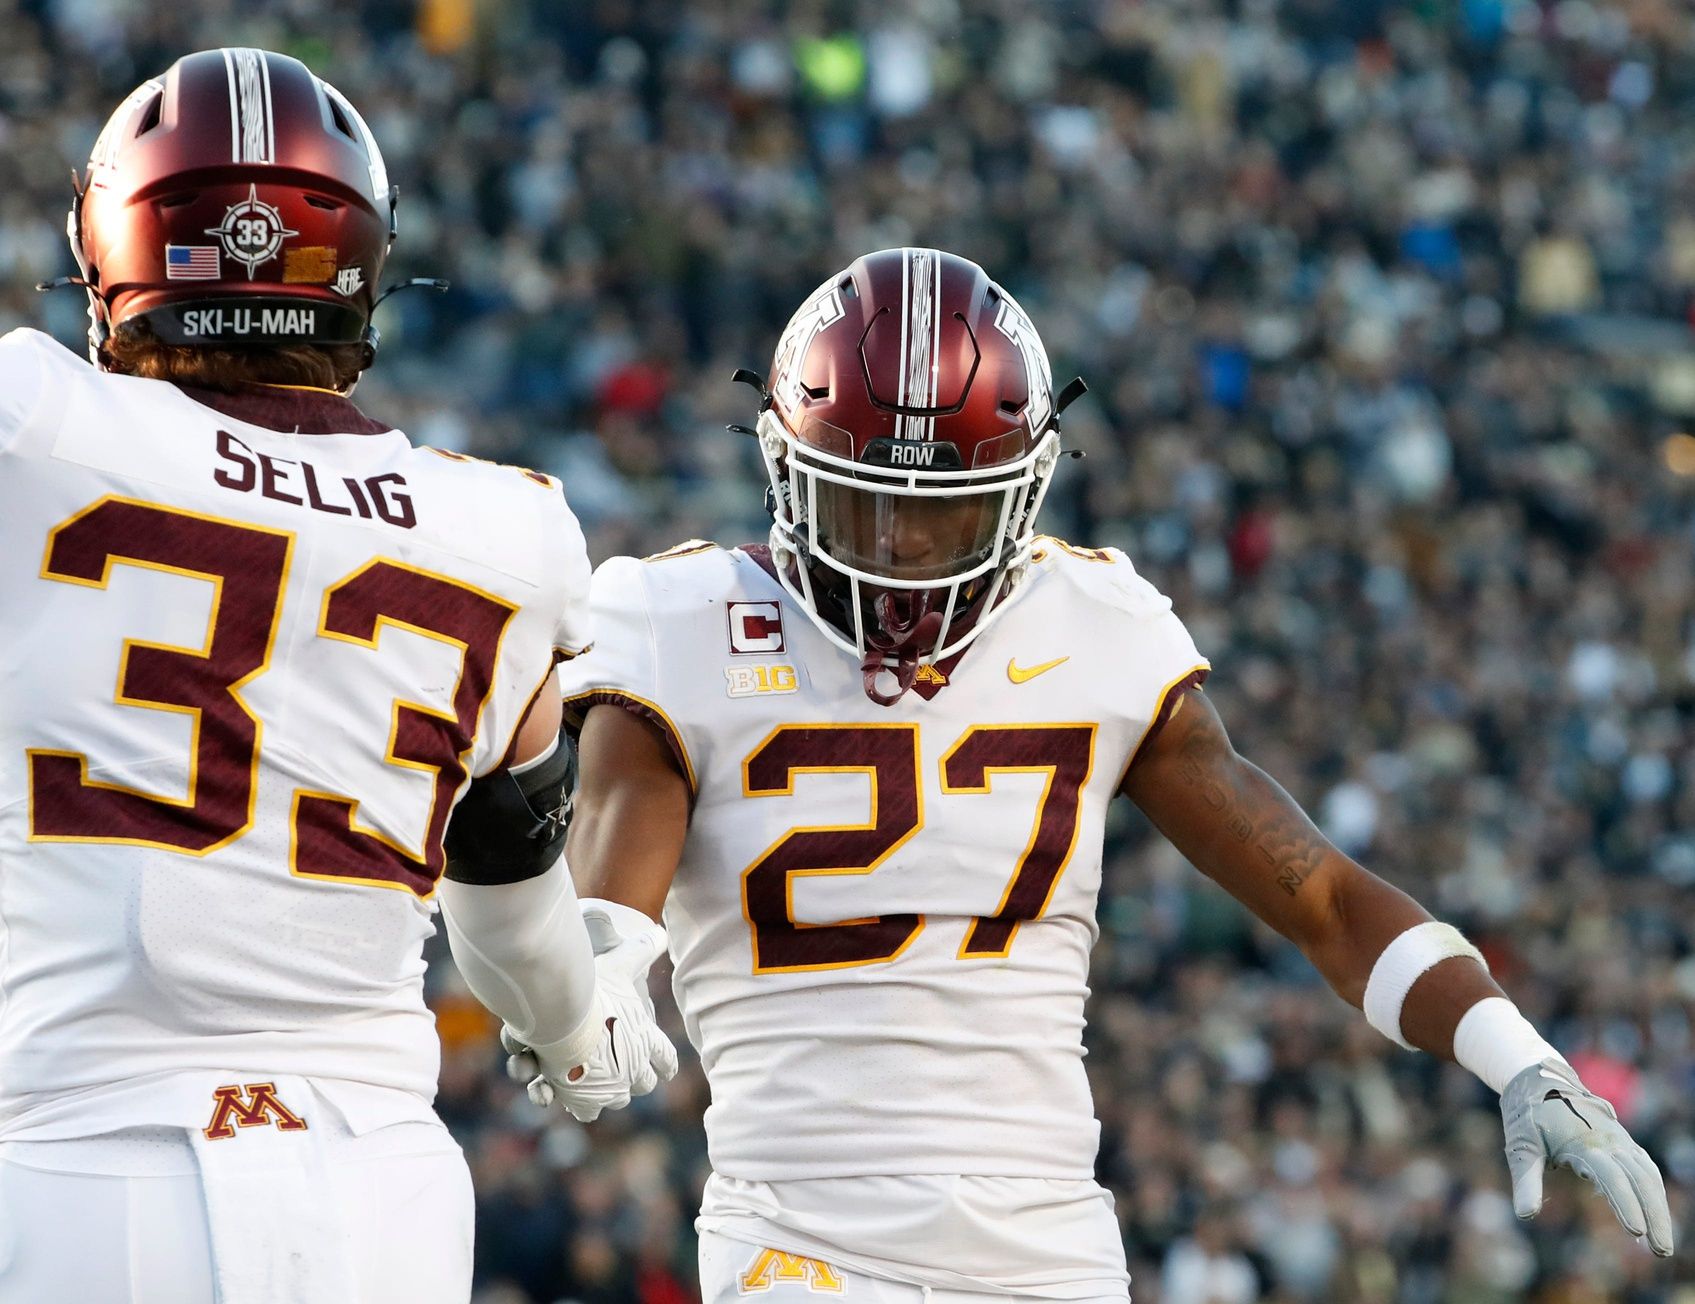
[443,728,576,885]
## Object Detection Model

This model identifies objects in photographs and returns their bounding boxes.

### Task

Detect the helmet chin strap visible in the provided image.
[859,590,945,707]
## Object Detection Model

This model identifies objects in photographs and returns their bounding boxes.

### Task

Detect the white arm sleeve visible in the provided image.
[437,856,603,1066]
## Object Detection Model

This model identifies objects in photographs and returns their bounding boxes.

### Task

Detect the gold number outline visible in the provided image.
[740,722,926,974]
[289,557,519,896]
[26,496,294,855]
[939,723,1097,959]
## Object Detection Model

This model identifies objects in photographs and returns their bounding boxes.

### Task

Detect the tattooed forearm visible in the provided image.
[1129,691,1441,997]
[1253,809,1328,896]
[1173,728,1328,896]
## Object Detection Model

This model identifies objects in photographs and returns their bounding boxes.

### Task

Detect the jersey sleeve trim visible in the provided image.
[1118,664,1211,787]
[563,689,698,796]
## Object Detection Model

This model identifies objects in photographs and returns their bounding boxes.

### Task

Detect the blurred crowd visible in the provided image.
[6,0,1695,1299]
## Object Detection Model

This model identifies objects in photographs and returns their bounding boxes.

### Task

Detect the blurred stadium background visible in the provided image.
[6,1,1695,1300]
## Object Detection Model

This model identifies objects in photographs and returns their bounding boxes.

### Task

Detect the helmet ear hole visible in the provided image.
[135,93,163,137]
[326,95,357,141]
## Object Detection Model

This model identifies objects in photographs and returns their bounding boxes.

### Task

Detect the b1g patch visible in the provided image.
[725,664,797,698]
[205,183,299,279]
[727,600,785,654]
[738,1247,844,1294]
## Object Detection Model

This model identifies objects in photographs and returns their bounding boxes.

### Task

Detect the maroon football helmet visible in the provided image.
[755,248,1077,703]
[68,48,398,369]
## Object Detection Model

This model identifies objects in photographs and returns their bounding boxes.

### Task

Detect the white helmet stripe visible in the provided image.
[897,247,941,441]
[259,49,276,162]
[928,246,942,418]
[221,48,239,163]
[895,246,910,429]
[222,48,275,164]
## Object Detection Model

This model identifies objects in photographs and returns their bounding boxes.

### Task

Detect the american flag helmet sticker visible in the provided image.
[165,244,221,279]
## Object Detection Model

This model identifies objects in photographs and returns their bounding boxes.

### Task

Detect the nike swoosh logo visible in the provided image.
[1008,656,1069,684]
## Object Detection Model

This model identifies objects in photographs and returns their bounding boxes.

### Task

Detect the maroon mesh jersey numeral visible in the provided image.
[28,498,292,853]
[944,725,1097,958]
[290,561,517,897]
[741,724,924,972]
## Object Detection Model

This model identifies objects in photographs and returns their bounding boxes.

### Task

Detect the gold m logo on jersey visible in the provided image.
[202,1082,309,1140]
[738,1248,844,1294]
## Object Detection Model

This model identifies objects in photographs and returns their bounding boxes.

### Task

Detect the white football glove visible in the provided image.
[502,900,678,1122]
[1501,1058,1674,1256]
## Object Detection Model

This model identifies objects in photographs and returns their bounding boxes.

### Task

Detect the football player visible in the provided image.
[538,248,1674,1300]
[0,49,671,1304]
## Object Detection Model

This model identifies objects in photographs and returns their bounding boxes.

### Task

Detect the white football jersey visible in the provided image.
[0,328,591,1139]
[558,539,1208,1183]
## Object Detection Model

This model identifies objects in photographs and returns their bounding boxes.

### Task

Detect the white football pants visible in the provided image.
[0,1114,471,1303]
[697,1171,1130,1302]
[699,1232,1130,1304]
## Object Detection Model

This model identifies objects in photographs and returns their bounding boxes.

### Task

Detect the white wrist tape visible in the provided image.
[1452,997,1563,1094]
[1363,922,1487,1050]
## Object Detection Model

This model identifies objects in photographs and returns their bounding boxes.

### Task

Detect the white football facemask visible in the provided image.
[758,408,1061,664]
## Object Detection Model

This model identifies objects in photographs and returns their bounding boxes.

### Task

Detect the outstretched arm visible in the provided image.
[438,687,678,1120]
[1120,687,1500,1056]
[1122,687,1673,1255]
[492,701,689,1120]
[438,686,600,1064]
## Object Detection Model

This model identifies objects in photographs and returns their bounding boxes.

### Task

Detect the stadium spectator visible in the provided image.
[5,2,1693,1299]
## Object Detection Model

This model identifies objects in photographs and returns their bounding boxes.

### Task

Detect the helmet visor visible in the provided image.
[810,475,1013,583]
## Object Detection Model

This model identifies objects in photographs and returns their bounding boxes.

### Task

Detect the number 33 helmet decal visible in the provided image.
[59,48,427,368]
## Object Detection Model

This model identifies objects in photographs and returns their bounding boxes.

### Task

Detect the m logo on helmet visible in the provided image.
[206,184,299,280]
[770,280,845,412]
[993,294,1054,435]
